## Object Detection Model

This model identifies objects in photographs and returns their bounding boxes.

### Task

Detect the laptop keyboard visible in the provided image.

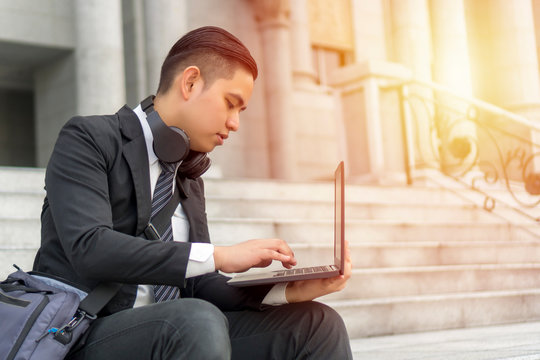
[273,265,334,277]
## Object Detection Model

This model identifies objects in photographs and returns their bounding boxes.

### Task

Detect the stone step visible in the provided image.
[0,192,45,219]
[352,240,540,268]
[5,236,539,263]
[0,190,501,223]
[228,240,540,271]
[0,218,41,248]
[0,166,495,222]
[233,260,540,302]
[324,289,540,338]
[202,178,480,205]
[1,191,499,224]
[207,218,540,244]
[0,249,35,278]
[322,263,540,301]
[2,217,537,250]
[349,320,540,360]
[0,167,45,193]
[6,239,540,278]
[205,196,498,222]
[2,167,530,228]
[0,167,483,205]
[1,167,534,213]
[425,173,540,224]
[312,240,540,269]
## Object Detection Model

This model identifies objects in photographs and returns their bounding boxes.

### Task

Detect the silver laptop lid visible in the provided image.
[334,161,345,271]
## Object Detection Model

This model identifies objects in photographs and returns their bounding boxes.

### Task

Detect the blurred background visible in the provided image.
[5,0,540,183]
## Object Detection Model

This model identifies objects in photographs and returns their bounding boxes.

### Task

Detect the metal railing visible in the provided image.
[396,79,540,222]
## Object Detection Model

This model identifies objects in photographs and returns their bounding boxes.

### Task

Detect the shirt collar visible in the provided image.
[133,104,159,166]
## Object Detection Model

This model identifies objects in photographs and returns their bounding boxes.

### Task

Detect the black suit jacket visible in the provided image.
[33,105,271,315]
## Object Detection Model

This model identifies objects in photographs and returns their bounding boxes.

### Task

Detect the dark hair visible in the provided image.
[157,26,258,94]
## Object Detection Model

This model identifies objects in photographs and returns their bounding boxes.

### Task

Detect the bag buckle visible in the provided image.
[37,310,97,345]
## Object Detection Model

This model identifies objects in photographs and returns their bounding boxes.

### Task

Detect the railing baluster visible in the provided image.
[398,78,540,224]
[399,84,413,186]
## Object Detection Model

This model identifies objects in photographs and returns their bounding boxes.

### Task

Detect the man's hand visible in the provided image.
[285,241,352,303]
[214,238,297,273]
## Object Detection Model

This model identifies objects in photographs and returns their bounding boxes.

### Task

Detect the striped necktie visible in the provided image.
[152,161,181,302]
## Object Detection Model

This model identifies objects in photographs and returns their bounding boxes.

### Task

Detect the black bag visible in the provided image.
[0,268,120,360]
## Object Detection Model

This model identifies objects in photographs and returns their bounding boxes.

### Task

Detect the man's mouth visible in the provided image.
[217,133,228,145]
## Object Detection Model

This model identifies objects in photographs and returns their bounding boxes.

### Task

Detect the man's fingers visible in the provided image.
[269,239,296,259]
[265,249,292,263]
[261,239,297,266]
[218,238,298,272]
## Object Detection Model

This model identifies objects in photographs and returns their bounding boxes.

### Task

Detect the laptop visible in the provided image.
[227,161,345,287]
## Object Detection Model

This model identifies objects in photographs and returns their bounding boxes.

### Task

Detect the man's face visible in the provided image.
[179,68,254,153]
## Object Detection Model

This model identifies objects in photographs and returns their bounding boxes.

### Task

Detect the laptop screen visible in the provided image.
[334,161,345,271]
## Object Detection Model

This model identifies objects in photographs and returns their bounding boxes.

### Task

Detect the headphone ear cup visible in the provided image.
[179,151,211,179]
[147,110,190,163]
[141,96,210,175]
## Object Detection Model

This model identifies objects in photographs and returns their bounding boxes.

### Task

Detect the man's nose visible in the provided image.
[227,113,240,132]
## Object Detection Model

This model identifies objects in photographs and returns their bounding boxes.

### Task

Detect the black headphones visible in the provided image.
[140,95,211,179]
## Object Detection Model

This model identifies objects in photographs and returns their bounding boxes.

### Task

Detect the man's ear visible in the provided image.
[180,66,202,100]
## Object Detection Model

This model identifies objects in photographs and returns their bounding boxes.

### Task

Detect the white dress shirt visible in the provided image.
[131,105,287,307]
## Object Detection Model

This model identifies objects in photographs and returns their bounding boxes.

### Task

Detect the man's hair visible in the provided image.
[157,26,258,94]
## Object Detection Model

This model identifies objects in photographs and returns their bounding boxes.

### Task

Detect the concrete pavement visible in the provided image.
[351,321,540,360]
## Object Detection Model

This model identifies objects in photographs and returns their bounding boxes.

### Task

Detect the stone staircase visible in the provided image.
[2,167,540,339]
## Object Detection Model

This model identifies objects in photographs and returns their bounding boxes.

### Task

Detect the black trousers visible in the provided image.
[66,298,353,360]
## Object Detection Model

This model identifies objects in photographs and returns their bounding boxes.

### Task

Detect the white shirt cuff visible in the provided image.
[262,282,289,306]
[185,243,215,278]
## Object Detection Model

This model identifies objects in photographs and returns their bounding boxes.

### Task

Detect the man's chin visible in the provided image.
[191,144,216,153]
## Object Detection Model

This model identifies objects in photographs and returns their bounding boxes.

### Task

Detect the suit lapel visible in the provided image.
[178,176,211,244]
[118,106,152,235]
[176,175,191,199]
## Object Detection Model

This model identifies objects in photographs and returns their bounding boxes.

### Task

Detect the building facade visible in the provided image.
[2,0,540,182]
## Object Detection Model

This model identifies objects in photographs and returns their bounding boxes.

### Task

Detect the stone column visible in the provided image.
[289,0,316,88]
[143,0,187,94]
[351,0,387,63]
[534,0,540,75]
[430,0,472,96]
[390,0,432,81]
[35,56,78,167]
[74,0,126,115]
[254,0,297,179]
[481,0,540,178]
[390,0,435,170]
[430,0,476,175]
[123,0,148,105]
[487,0,540,112]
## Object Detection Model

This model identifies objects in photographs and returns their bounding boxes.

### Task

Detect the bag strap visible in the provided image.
[0,283,47,293]
[78,282,122,316]
[79,189,182,316]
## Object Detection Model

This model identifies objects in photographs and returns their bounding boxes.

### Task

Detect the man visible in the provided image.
[33,26,353,359]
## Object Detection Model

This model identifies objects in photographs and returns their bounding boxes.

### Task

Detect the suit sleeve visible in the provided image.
[187,273,273,311]
[181,178,273,311]
[45,116,191,287]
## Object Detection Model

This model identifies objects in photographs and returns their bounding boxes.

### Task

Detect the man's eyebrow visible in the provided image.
[228,93,246,109]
